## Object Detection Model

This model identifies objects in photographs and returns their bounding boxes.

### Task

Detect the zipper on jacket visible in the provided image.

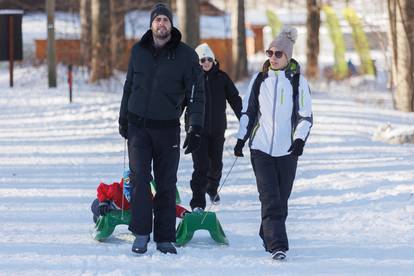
[206,75,213,134]
[251,122,260,141]
[144,57,158,118]
[300,88,304,108]
[269,74,278,155]
[190,84,195,103]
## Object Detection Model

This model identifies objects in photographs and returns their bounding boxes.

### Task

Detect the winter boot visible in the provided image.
[91,198,100,223]
[207,191,220,205]
[192,207,204,213]
[190,193,206,211]
[156,242,177,254]
[271,250,287,261]
[132,234,150,254]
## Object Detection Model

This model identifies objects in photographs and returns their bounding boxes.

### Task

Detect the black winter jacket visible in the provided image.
[200,62,242,136]
[119,27,204,128]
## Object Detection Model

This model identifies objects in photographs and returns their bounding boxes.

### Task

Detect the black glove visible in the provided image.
[98,201,111,216]
[234,139,245,157]
[119,117,128,139]
[119,124,128,139]
[288,139,305,156]
[183,126,202,154]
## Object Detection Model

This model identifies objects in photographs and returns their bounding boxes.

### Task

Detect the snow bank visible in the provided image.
[373,123,414,144]
[1,64,414,275]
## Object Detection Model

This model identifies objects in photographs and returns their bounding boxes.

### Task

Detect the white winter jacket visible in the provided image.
[237,64,312,157]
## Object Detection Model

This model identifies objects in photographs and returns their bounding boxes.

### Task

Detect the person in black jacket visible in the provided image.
[118,3,204,255]
[189,43,242,211]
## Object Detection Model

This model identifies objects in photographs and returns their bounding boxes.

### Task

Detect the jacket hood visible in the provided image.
[285,58,301,77]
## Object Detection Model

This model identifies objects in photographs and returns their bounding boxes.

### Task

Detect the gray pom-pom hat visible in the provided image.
[268,26,298,60]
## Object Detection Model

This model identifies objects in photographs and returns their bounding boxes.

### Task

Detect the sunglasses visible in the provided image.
[266,50,284,58]
[200,57,214,63]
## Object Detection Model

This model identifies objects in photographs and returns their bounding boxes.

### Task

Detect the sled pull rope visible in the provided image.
[121,139,127,219]
[201,156,238,224]
[123,138,127,170]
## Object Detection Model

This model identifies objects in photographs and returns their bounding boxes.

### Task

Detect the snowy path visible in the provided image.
[1,71,414,275]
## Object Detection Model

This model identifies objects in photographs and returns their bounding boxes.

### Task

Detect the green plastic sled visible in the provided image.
[92,182,181,241]
[92,210,131,241]
[175,211,229,246]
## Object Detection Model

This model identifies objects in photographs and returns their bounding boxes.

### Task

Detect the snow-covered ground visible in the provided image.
[1,64,413,275]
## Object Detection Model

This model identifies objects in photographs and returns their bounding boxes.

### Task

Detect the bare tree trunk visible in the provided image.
[388,0,414,112]
[177,0,199,48]
[46,0,56,87]
[231,0,248,81]
[305,0,320,79]
[90,0,112,82]
[388,0,397,97]
[110,0,126,71]
[80,0,91,69]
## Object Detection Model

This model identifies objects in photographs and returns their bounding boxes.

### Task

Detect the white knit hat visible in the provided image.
[268,26,298,60]
[195,43,215,60]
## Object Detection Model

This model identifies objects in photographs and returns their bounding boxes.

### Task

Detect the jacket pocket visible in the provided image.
[278,84,293,120]
[250,123,260,142]
[133,71,145,89]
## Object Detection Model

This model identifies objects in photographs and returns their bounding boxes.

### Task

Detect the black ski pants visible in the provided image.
[190,134,225,209]
[127,123,180,242]
[250,149,297,252]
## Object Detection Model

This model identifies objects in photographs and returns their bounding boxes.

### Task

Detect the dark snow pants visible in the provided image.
[91,198,99,223]
[127,123,180,242]
[250,149,298,252]
[90,198,115,223]
[190,134,225,209]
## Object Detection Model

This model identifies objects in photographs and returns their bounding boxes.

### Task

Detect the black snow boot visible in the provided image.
[132,234,150,254]
[271,250,286,261]
[156,242,177,254]
[207,191,220,205]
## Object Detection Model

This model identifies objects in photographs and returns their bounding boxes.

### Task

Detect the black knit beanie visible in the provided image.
[150,3,173,27]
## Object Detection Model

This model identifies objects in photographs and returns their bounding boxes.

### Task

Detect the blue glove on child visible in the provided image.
[123,169,131,202]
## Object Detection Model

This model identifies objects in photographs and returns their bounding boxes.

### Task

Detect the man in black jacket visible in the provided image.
[189,43,242,211]
[118,3,204,255]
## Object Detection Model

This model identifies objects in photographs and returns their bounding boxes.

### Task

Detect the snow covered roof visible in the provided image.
[0,9,24,15]
[245,10,268,26]
[21,10,251,41]
[245,8,309,26]
[126,10,254,39]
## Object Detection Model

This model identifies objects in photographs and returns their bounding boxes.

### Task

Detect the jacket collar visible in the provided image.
[140,27,182,50]
[205,61,220,76]
[285,58,301,79]
[262,58,301,80]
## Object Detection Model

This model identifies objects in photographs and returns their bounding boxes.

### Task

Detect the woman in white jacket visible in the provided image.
[234,26,312,260]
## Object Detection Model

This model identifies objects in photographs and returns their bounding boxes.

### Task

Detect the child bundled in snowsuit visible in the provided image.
[91,176,190,223]
[188,43,242,211]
